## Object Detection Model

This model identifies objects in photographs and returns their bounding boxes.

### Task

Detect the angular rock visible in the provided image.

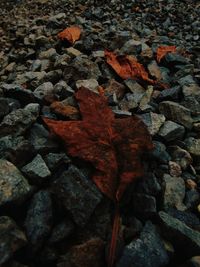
[0,216,27,265]
[76,79,99,93]
[22,154,51,184]
[169,161,182,177]
[158,120,185,141]
[54,165,102,227]
[165,53,190,65]
[44,152,70,171]
[132,193,157,218]
[185,138,200,157]
[33,82,54,100]
[168,146,192,170]
[25,190,53,248]
[117,221,169,267]
[136,174,161,197]
[0,159,31,207]
[139,112,165,135]
[105,79,126,100]
[120,39,142,54]
[182,83,200,98]
[53,80,74,100]
[163,174,186,211]
[147,60,162,80]
[0,98,9,119]
[157,86,181,101]
[159,211,200,257]
[48,219,74,244]
[151,141,171,164]
[0,103,39,137]
[159,101,193,129]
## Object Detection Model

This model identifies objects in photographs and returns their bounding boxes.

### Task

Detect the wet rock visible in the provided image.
[25,190,53,249]
[0,103,39,137]
[76,79,99,93]
[0,216,27,265]
[132,193,157,218]
[158,120,185,141]
[159,211,200,257]
[33,82,54,100]
[117,221,169,267]
[185,138,200,157]
[22,154,51,184]
[139,112,165,135]
[44,152,70,171]
[0,98,10,119]
[0,159,31,207]
[53,165,102,227]
[163,174,186,211]
[48,218,74,244]
[168,146,192,170]
[159,101,193,129]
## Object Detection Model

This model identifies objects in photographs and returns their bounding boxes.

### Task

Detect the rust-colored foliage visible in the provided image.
[58,26,81,44]
[156,45,176,63]
[50,101,79,118]
[43,87,153,267]
[105,50,156,85]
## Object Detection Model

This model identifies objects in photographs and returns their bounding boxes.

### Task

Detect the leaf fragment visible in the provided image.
[58,26,81,44]
[156,45,176,63]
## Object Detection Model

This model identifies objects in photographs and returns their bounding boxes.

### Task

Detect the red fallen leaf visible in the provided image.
[156,45,176,63]
[105,50,156,85]
[58,26,81,44]
[43,87,153,267]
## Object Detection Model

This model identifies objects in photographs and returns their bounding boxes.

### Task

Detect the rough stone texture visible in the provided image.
[163,174,186,211]
[76,79,99,93]
[33,82,54,100]
[159,101,193,129]
[0,159,31,207]
[169,146,193,170]
[53,165,102,227]
[139,112,165,135]
[132,193,157,218]
[185,138,200,157]
[117,221,169,267]
[158,120,185,141]
[159,211,200,257]
[0,216,27,265]
[21,154,51,184]
[25,190,53,248]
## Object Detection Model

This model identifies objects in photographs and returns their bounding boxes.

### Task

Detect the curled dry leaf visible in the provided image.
[58,26,81,44]
[50,101,79,118]
[156,45,176,63]
[43,87,153,267]
[105,50,156,85]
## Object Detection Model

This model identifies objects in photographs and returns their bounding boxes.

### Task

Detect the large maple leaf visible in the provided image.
[43,87,153,266]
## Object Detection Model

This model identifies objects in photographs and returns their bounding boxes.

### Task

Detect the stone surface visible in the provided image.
[185,138,200,157]
[48,219,74,244]
[158,120,185,141]
[132,193,157,218]
[44,152,70,171]
[159,211,200,257]
[163,174,186,211]
[0,216,27,265]
[117,221,169,267]
[169,146,193,170]
[76,79,99,93]
[139,112,165,135]
[53,165,102,227]
[0,159,31,207]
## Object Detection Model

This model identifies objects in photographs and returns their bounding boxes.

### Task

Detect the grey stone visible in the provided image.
[117,221,169,267]
[0,160,31,207]
[136,174,162,197]
[151,141,171,164]
[48,219,74,244]
[157,86,181,101]
[0,98,9,119]
[182,83,200,98]
[124,80,145,101]
[165,53,190,64]
[132,193,157,218]
[178,75,196,86]
[185,138,200,157]
[139,112,165,135]
[0,216,27,265]
[163,174,186,211]
[0,104,39,137]
[34,82,54,100]
[22,154,51,184]
[54,81,74,100]
[159,211,200,257]
[76,79,99,93]
[38,48,58,60]
[44,152,70,171]
[54,165,102,227]
[159,101,193,129]
[158,120,185,141]
[25,190,53,248]
[120,39,142,54]
[139,86,153,111]
[169,146,192,170]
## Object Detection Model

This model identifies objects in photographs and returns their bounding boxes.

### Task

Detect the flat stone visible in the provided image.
[22,154,51,184]
[158,120,185,141]
[54,165,102,227]
[0,160,31,207]
[76,79,99,93]
[66,47,82,57]
[33,82,54,100]
[185,138,200,157]
[139,112,165,135]
[0,216,27,265]
[159,101,193,129]
[25,190,53,249]
[159,211,200,257]
[117,221,169,267]
[163,174,186,211]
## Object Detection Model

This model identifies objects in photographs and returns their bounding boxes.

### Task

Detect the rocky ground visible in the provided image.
[0,0,200,267]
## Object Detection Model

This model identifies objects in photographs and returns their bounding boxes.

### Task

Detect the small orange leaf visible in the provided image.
[105,50,156,85]
[50,101,79,118]
[156,45,176,63]
[58,26,81,44]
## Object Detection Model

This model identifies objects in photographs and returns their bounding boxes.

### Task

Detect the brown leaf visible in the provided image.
[156,45,176,63]
[58,26,81,44]
[50,101,79,118]
[105,50,156,85]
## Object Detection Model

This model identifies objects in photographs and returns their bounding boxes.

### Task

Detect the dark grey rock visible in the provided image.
[25,190,53,248]
[0,216,27,265]
[139,112,165,135]
[53,165,102,227]
[136,174,161,197]
[159,211,200,257]
[163,174,186,211]
[116,221,169,267]
[48,219,74,244]
[53,81,74,100]
[185,137,200,157]
[182,83,200,98]
[44,152,70,171]
[158,120,185,141]
[165,53,190,65]
[0,159,31,207]
[151,141,171,164]
[33,82,54,100]
[157,86,181,101]
[38,48,57,60]
[43,69,62,84]
[159,101,193,129]
[0,103,39,137]
[120,39,142,54]
[168,146,192,170]
[132,193,157,218]
[178,75,196,86]
[184,189,200,209]
[22,154,51,184]
[0,98,9,119]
